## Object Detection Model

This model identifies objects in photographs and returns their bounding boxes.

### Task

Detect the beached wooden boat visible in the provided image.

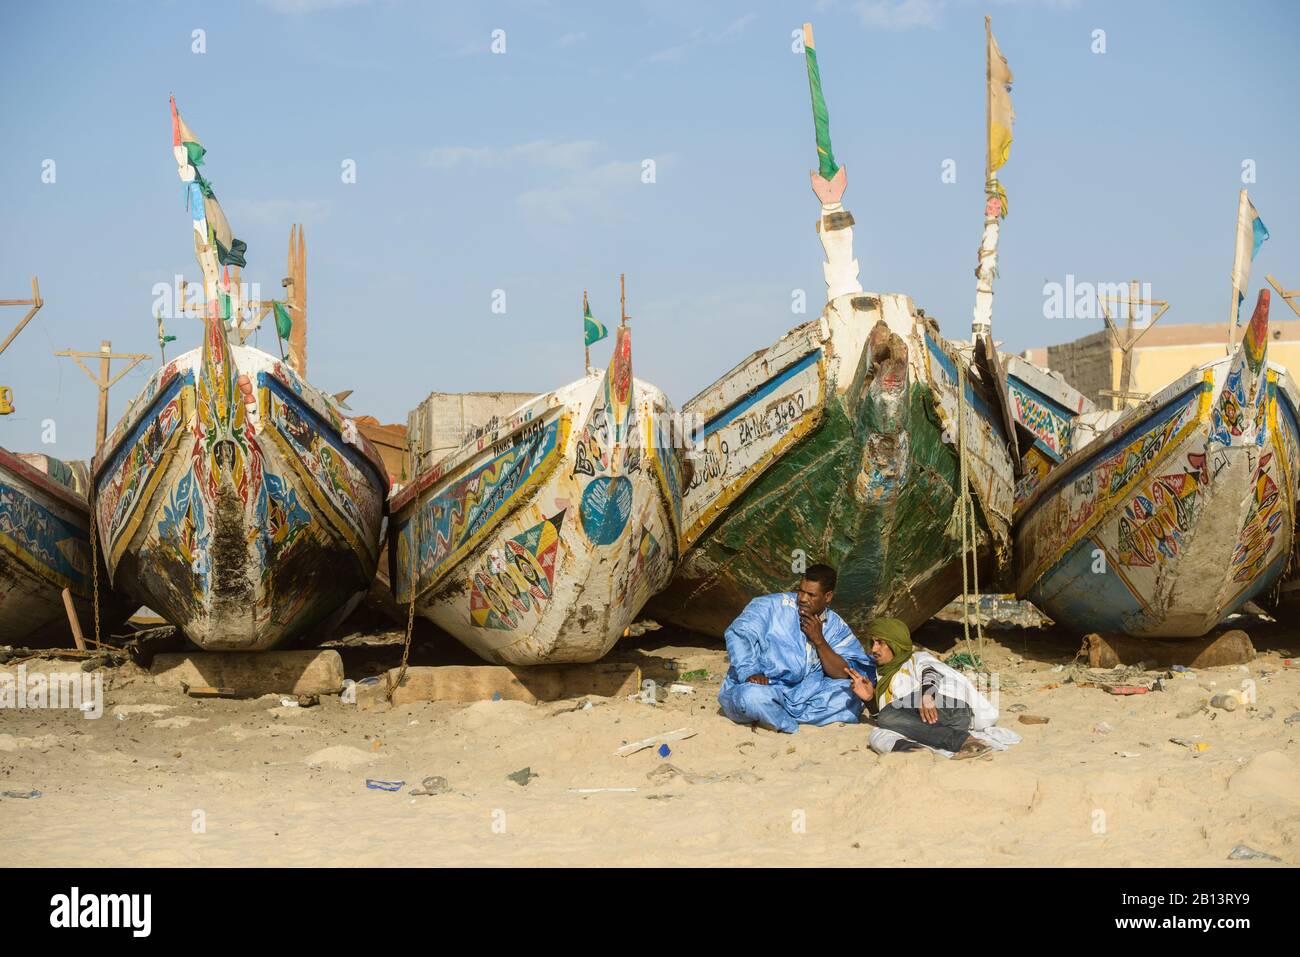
[389,321,684,664]
[645,292,1014,637]
[1016,291,1300,637]
[92,332,389,649]
[88,98,388,651]
[645,23,1014,637]
[0,450,132,645]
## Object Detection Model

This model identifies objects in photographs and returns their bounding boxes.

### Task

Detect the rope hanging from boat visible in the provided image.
[388,428,421,704]
[88,491,105,650]
[952,362,985,662]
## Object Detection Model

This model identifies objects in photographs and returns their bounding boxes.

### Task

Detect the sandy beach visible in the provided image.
[2,619,1297,868]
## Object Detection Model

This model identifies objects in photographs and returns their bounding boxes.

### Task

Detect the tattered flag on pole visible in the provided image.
[802,23,839,182]
[583,300,607,347]
[155,309,177,348]
[273,301,294,339]
[1232,194,1269,323]
[987,26,1014,176]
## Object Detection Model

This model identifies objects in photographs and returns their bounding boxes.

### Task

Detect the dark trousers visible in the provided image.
[874,701,973,752]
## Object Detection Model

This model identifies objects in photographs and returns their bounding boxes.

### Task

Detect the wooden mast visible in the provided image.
[1227,188,1249,356]
[286,223,307,376]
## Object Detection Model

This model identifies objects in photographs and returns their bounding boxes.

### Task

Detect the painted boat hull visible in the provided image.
[91,321,388,651]
[390,327,684,665]
[1004,355,1095,511]
[1016,297,1300,638]
[0,450,132,645]
[645,292,1014,638]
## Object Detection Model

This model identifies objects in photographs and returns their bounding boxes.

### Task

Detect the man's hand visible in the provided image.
[746,674,770,686]
[844,665,874,703]
[920,693,939,725]
[798,610,824,644]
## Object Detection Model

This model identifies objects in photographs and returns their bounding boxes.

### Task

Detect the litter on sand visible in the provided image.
[614,728,698,757]
[365,779,405,791]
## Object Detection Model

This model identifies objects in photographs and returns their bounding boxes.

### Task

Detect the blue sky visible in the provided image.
[2,0,1298,460]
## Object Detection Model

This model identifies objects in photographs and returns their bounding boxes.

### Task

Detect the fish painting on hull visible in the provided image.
[391,324,684,665]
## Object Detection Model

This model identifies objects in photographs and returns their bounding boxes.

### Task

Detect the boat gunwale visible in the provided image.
[390,388,573,515]
[0,447,90,515]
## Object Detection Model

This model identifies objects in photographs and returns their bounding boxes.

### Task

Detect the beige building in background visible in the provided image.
[1024,318,1300,409]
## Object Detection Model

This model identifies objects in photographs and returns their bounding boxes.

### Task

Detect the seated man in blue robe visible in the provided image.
[717,563,876,733]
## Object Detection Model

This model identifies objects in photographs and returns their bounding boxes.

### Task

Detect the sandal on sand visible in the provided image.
[952,741,993,761]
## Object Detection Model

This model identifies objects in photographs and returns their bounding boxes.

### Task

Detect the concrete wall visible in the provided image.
[1029,330,1118,406]
[1025,318,1300,409]
[406,391,538,474]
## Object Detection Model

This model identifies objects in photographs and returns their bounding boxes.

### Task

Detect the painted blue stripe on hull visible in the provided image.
[1020,382,1205,526]
[700,350,822,439]
[261,372,386,486]
[96,371,192,490]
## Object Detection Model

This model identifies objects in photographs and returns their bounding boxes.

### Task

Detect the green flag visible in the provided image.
[273,301,293,339]
[802,23,839,182]
[155,310,177,348]
[583,300,607,347]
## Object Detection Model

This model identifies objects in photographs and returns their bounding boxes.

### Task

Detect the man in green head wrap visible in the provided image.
[843,618,996,759]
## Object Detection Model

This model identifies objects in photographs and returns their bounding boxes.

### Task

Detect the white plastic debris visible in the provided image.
[340,679,357,705]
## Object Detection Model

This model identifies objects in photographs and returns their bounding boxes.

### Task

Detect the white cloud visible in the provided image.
[226,199,332,228]
[556,31,588,47]
[854,0,945,30]
[645,12,757,64]
[423,140,602,173]
[516,159,649,227]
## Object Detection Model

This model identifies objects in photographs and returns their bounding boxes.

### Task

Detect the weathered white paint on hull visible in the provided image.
[93,323,388,651]
[1017,294,1300,638]
[391,327,682,665]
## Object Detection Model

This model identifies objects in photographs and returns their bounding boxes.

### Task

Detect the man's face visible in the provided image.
[796,579,831,616]
[870,637,895,664]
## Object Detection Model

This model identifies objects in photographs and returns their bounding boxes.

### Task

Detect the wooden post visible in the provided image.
[620,273,628,327]
[54,342,150,451]
[287,224,307,376]
[61,587,87,651]
[96,340,111,447]
[583,289,591,373]
[0,276,43,359]
[1265,275,1300,320]
[1098,281,1170,410]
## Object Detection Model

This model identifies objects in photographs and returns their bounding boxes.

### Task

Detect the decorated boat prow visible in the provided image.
[90,98,388,651]
[390,298,683,665]
[1016,290,1300,637]
[646,22,1015,637]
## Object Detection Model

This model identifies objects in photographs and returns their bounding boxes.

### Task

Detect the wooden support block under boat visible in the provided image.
[151,650,344,696]
[357,662,642,709]
[1082,630,1256,670]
